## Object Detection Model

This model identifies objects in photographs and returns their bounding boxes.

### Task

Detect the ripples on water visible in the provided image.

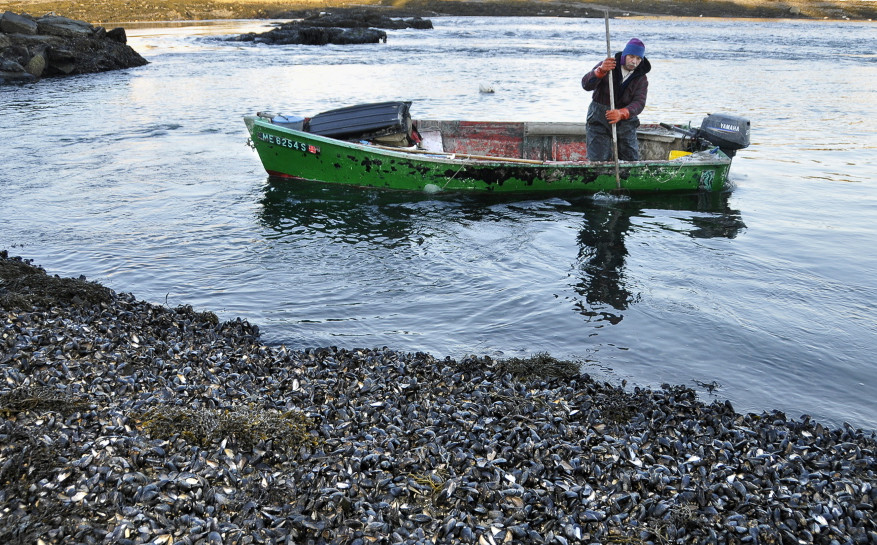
[1,17,875,430]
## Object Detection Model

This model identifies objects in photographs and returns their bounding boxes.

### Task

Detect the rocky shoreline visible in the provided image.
[2,250,875,544]
[1,8,434,84]
[0,11,146,84]
[227,10,434,46]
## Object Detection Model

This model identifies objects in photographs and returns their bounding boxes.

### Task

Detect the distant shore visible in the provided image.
[1,0,875,24]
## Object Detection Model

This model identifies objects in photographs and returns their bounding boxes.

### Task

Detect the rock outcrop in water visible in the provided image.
[2,249,876,544]
[229,9,432,46]
[0,11,147,85]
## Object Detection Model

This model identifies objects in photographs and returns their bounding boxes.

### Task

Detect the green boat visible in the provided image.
[244,101,750,194]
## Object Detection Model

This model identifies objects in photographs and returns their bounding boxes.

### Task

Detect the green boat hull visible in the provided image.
[245,116,733,194]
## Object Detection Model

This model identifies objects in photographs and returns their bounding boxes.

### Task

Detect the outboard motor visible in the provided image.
[661,113,751,158]
[697,113,750,157]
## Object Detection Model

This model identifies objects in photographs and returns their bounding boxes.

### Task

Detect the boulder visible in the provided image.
[0,69,36,84]
[0,57,24,72]
[335,28,388,44]
[1,43,28,66]
[106,27,127,44]
[1,11,38,35]
[24,46,46,77]
[0,12,147,85]
[36,15,96,38]
[48,47,76,74]
[240,26,387,45]
[229,9,430,46]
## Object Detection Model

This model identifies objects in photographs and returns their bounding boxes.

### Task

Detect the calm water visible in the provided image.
[1,17,875,431]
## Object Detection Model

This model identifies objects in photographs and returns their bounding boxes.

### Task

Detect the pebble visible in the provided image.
[1,251,875,544]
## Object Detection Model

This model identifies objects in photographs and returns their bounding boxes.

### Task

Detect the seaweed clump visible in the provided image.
[498,351,581,381]
[0,251,114,311]
[0,384,90,417]
[170,303,220,326]
[136,404,318,452]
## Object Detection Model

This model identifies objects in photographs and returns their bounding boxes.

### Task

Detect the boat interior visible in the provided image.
[414,120,694,163]
[260,102,747,162]
[259,102,703,163]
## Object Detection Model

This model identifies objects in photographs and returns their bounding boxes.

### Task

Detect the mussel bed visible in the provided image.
[1,251,875,544]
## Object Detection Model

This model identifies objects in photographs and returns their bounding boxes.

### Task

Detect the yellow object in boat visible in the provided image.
[669,150,692,160]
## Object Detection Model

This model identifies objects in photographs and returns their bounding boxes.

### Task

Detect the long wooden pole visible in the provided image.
[604,11,621,190]
[371,143,545,164]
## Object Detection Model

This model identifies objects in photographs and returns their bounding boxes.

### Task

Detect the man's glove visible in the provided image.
[594,57,616,78]
[606,108,630,124]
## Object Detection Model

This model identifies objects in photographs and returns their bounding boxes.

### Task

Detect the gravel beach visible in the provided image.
[1,250,875,544]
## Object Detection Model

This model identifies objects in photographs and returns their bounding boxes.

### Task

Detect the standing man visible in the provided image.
[582,38,650,161]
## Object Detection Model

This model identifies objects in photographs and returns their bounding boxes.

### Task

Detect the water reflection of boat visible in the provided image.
[259,183,744,328]
[245,101,750,194]
[257,179,461,245]
[575,204,635,323]
[572,192,745,324]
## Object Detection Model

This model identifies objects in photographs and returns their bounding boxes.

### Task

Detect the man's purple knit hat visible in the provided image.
[622,38,645,60]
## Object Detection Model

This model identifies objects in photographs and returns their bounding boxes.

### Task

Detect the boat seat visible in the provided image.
[637,128,684,161]
[637,127,677,142]
[525,122,588,136]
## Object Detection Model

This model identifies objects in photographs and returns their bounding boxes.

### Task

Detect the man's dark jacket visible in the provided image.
[581,52,651,117]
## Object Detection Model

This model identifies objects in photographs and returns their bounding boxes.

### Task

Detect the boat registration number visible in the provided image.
[258,132,320,155]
